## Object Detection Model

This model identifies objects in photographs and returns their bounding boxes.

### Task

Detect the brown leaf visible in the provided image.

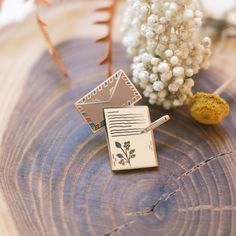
[96,35,110,42]
[94,0,117,77]
[94,19,110,25]
[36,14,69,78]
[95,6,113,12]
[35,0,51,6]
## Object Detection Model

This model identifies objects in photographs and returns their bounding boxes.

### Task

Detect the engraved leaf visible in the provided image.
[130,154,136,158]
[129,149,135,155]
[116,154,123,158]
[115,142,122,148]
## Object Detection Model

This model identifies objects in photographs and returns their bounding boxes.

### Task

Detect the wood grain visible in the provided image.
[0,1,236,235]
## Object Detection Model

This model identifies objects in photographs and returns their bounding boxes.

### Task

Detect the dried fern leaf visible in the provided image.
[95,0,117,77]
[35,1,69,78]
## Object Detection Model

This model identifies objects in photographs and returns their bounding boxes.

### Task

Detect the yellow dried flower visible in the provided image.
[189,92,230,125]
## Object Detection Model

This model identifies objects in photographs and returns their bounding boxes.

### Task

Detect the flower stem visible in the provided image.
[120,147,130,166]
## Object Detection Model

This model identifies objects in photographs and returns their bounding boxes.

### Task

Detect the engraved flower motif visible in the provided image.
[124,141,131,150]
[115,141,136,167]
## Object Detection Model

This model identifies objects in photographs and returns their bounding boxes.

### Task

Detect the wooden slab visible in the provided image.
[0,1,236,235]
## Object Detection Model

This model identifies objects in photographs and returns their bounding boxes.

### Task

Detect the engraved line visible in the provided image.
[111,131,141,134]
[108,122,144,125]
[111,133,140,137]
[110,128,143,133]
[106,111,119,114]
[108,113,144,117]
[111,132,141,135]
[108,119,146,123]
[108,116,145,120]
[109,125,133,128]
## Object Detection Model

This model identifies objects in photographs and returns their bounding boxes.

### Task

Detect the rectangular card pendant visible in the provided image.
[104,106,158,171]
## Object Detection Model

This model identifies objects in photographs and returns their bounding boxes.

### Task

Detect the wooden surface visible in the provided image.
[0,1,236,235]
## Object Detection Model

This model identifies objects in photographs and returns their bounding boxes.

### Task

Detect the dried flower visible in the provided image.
[189,92,229,125]
[121,0,212,109]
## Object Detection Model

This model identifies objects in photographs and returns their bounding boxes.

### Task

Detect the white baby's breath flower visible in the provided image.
[145,84,154,92]
[149,73,158,82]
[173,66,185,77]
[163,100,171,110]
[143,90,150,98]
[184,9,194,19]
[153,81,164,91]
[158,90,167,98]
[149,92,158,100]
[152,66,159,73]
[121,0,211,109]
[160,71,172,82]
[170,56,179,65]
[185,68,194,77]
[158,62,169,73]
[164,49,173,57]
[151,57,159,66]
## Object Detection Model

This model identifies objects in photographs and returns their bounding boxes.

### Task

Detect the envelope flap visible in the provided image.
[75,70,122,105]
[110,70,142,105]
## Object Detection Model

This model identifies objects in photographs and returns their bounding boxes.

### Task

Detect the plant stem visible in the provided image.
[214,76,236,95]
[120,147,131,167]
[126,160,131,167]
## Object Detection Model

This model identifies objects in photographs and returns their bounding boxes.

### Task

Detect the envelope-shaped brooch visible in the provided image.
[74,70,142,133]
